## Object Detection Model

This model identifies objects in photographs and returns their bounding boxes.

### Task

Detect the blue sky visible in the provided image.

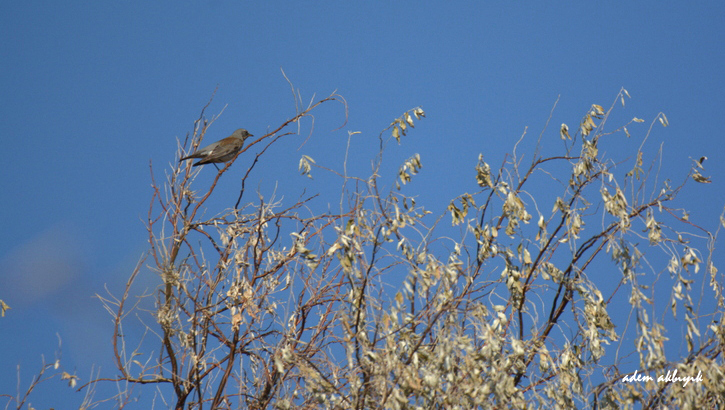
[2,2,724,407]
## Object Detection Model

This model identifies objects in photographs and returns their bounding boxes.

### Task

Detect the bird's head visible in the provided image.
[232,128,253,141]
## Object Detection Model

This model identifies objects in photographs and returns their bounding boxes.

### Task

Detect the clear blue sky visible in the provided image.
[2,2,724,406]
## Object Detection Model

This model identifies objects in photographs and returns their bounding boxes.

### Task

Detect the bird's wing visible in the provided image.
[194,138,243,165]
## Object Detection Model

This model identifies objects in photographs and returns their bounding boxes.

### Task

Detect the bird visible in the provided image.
[180,129,253,167]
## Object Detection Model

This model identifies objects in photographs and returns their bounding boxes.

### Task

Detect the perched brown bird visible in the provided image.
[180,129,252,167]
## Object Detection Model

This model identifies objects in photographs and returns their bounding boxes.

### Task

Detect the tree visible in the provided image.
[42,86,725,408]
